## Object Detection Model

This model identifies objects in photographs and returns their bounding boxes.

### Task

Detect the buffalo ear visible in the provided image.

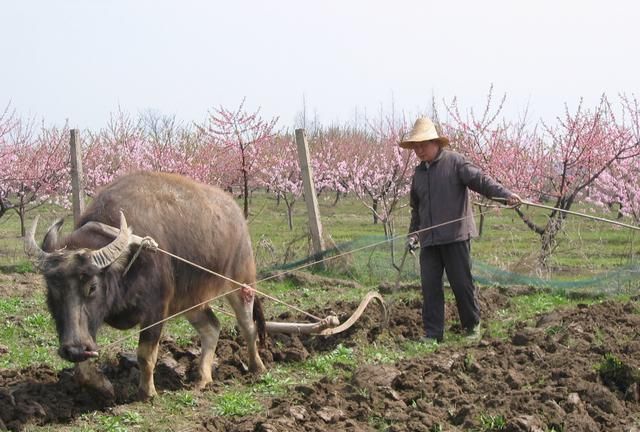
[42,218,65,252]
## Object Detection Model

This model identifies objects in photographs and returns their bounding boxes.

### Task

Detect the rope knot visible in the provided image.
[123,236,159,275]
[140,236,158,251]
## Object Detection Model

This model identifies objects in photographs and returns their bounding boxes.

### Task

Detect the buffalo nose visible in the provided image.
[59,345,81,362]
[59,344,98,362]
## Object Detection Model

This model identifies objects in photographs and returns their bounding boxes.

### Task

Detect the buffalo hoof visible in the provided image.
[137,387,157,401]
[194,379,213,391]
[249,359,266,374]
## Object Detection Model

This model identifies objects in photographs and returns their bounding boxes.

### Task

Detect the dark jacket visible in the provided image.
[409,149,512,246]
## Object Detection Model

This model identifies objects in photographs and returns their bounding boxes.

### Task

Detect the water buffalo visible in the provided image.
[25,171,266,399]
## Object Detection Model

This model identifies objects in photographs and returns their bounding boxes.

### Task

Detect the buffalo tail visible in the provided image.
[253,296,267,347]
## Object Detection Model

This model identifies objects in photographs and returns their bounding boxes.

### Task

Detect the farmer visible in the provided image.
[400,117,521,343]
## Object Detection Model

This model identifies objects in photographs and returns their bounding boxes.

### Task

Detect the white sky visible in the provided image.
[1,0,637,130]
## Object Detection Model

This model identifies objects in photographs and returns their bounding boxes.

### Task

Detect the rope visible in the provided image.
[158,249,323,322]
[122,236,157,276]
[101,286,245,352]
[520,199,640,231]
[90,198,640,432]
[257,211,488,284]
[102,249,323,352]
[99,204,506,354]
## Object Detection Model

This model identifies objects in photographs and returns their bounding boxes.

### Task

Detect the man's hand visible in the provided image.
[506,193,522,207]
[406,234,420,252]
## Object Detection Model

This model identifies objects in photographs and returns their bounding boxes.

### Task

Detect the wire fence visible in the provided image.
[3,201,640,298]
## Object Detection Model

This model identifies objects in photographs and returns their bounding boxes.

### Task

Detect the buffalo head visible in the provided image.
[25,212,131,362]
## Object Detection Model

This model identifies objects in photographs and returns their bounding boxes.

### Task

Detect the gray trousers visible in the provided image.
[419,240,480,340]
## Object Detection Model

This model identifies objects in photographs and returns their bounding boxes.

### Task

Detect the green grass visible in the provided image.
[478,413,507,431]
[74,410,143,432]
[402,339,440,356]
[0,261,34,274]
[254,194,637,288]
[358,336,436,383]
[213,389,263,417]
[254,368,295,396]
[0,258,617,378]
[362,341,405,364]
[4,193,640,280]
[485,291,580,340]
[15,286,636,431]
[0,205,64,268]
[3,192,640,431]
[0,293,65,369]
[463,352,475,370]
[596,353,640,392]
[369,415,393,431]
[303,344,356,377]
[0,297,22,314]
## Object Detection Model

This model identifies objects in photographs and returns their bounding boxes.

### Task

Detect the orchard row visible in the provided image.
[1,92,639,253]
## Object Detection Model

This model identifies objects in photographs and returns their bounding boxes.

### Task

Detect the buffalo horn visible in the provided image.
[24,215,50,266]
[90,211,131,269]
[42,218,65,251]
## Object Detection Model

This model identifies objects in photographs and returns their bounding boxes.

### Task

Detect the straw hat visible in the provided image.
[399,117,449,149]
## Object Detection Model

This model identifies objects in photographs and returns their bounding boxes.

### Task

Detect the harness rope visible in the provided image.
[101,198,636,354]
[171,197,640,432]
[102,251,323,353]
[98,199,640,432]
[521,199,640,231]
[100,204,505,353]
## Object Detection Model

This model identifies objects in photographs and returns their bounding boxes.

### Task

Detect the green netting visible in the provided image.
[265,234,640,296]
[472,260,640,296]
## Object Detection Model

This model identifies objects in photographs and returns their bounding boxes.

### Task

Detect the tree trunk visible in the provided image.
[476,204,485,238]
[372,199,379,224]
[242,173,249,219]
[333,190,340,207]
[240,146,250,219]
[18,207,26,237]
[537,213,565,268]
[287,204,294,230]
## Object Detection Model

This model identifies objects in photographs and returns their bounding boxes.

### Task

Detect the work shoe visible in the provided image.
[464,323,482,341]
[419,336,442,345]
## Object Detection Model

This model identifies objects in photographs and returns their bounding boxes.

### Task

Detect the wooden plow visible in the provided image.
[264,291,387,336]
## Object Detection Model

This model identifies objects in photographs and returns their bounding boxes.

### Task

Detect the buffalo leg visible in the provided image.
[137,324,162,399]
[186,307,221,389]
[227,293,265,373]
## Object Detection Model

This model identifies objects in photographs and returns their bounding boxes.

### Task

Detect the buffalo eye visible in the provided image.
[86,280,98,297]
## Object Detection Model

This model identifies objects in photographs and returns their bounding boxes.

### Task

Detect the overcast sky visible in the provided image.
[1,0,636,130]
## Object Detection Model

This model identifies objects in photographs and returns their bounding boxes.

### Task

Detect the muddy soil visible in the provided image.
[0,273,41,299]
[1,282,639,431]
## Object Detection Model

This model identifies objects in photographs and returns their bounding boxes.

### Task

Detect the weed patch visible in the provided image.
[478,413,506,431]
[304,344,356,376]
[254,369,294,396]
[213,389,262,417]
[0,297,22,314]
[0,262,34,274]
[78,410,143,432]
[596,353,640,393]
